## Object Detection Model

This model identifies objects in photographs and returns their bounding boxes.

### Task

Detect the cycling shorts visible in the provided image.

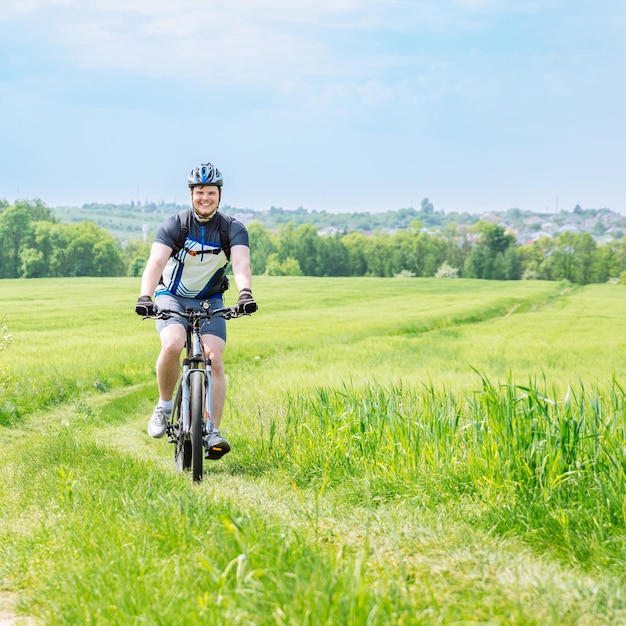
[154,294,227,342]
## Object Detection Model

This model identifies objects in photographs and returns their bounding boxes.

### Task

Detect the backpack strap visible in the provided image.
[170,209,191,258]
[216,212,233,262]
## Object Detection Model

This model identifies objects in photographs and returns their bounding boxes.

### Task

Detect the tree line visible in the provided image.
[2,199,626,285]
[247,221,626,284]
[0,200,125,278]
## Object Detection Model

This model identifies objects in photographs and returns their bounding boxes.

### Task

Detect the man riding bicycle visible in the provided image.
[135,161,257,458]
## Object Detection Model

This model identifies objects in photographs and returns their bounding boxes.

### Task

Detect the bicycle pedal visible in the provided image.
[205,445,230,460]
[166,425,176,443]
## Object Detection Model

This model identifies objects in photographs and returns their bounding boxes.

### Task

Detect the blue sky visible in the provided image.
[1,0,624,215]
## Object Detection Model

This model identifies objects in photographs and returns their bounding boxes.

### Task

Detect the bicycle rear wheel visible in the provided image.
[190,370,204,482]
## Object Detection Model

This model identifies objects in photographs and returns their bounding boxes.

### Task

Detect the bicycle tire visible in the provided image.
[190,370,204,482]
[173,382,191,473]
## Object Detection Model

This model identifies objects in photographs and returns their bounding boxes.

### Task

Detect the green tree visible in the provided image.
[0,204,34,278]
[123,239,152,277]
[465,222,516,280]
[29,221,67,277]
[247,222,276,276]
[589,243,614,284]
[390,230,446,277]
[93,238,126,276]
[570,233,597,285]
[14,198,57,223]
[492,252,506,280]
[295,224,320,275]
[20,248,46,278]
[276,223,300,263]
[280,257,303,276]
[390,230,415,276]
[464,245,491,279]
[475,221,515,255]
[49,227,73,276]
[418,233,448,277]
[63,222,125,276]
[612,239,626,277]
[503,246,522,280]
[364,234,394,277]
[127,257,146,278]
[518,237,555,280]
[341,233,369,276]
[441,223,467,274]
[551,232,599,284]
[317,235,349,277]
[551,232,576,281]
[265,253,302,276]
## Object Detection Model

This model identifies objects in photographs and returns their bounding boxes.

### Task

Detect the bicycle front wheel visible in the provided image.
[173,382,191,473]
[190,370,204,482]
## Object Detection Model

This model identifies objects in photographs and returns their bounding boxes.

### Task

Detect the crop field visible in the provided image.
[1,276,626,624]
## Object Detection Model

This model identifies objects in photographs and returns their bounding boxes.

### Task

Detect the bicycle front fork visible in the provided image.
[178,358,213,437]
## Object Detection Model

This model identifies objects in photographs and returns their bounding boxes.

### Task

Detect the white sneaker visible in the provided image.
[148,406,170,438]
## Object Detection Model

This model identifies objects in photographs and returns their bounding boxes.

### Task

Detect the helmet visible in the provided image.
[187,162,223,188]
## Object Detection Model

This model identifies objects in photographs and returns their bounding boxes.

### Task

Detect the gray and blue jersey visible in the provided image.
[154,210,249,299]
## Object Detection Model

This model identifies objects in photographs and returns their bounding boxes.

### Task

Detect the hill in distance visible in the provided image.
[49,200,626,245]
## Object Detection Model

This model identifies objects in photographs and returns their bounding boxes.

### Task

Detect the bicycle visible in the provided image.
[145,300,253,482]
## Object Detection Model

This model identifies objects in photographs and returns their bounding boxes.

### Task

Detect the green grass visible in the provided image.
[1,276,626,624]
[1,276,573,423]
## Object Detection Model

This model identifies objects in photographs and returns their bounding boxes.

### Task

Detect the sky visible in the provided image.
[1,0,625,215]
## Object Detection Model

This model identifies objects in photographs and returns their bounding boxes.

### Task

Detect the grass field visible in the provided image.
[1,276,625,624]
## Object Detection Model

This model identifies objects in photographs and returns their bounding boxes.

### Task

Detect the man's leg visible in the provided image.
[202,334,230,458]
[156,323,186,401]
[148,323,185,438]
[202,334,226,427]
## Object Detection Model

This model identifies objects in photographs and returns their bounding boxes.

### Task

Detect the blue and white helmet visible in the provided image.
[187,162,223,188]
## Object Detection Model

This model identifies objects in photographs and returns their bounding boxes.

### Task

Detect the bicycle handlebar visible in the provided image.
[144,302,255,322]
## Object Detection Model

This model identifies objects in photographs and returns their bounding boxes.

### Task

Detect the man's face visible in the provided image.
[190,185,220,219]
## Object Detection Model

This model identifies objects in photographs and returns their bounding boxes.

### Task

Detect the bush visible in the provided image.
[265,254,303,276]
[435,262,459,278]
[394,270,415,278]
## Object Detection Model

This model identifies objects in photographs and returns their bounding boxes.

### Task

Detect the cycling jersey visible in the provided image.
[154,209,249,299]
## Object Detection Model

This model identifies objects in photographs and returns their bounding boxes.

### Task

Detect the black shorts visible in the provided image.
[154,294,226,342]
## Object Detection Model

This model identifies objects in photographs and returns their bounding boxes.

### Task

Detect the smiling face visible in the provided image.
[190,185,221,220]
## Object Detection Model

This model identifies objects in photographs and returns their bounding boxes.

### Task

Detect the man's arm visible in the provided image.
[230,244,253,292]
[230,244,257,313]
[139,243,173,297]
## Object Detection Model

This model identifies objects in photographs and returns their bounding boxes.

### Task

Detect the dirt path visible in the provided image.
[0,594,37,625]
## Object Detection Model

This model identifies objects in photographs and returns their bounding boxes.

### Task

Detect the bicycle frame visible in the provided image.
[150,301,240,482]
[178,320,213,437]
